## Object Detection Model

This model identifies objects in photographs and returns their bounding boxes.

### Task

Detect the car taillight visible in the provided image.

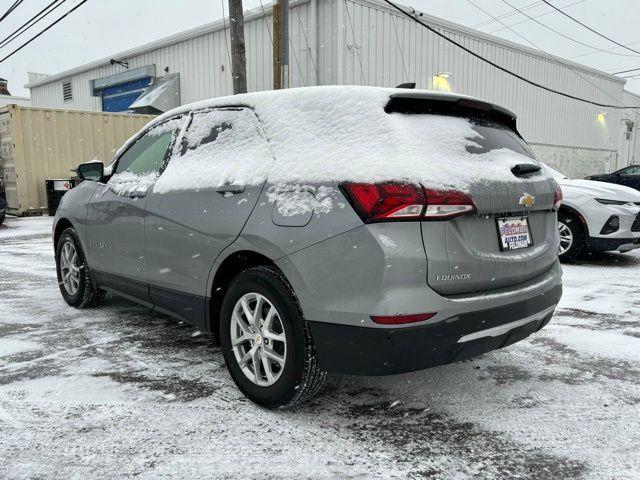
[340,182,426,222]
[341,182,476,223]
[553,185,563,211]
[422,189,476,220]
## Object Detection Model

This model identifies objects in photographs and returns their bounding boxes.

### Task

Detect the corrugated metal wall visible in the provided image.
[335,0,625,151]
[29,0,625,154]
[0,105,154,215]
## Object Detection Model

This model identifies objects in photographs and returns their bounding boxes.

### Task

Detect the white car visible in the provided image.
[544,165,640,261]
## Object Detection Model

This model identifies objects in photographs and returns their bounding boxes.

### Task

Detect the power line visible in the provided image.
[390,14,409,82]
[295,6,319,85]
[0,0,25,23]
[540,0,640,56]
[473,0,541,29]
[464,0,621,105]
[0,0,88,63]
[500,0,640,58]
[220,0,232,70]
[0,0,66,49]
[487,0,585,35]
[612,66,640,75]
[569,40,640,61]
[343,0,366,85]
[381,0,639,109]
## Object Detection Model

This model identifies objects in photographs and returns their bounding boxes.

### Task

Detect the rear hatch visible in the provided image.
[392,94,559,296]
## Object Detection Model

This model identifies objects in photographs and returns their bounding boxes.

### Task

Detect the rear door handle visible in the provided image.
[216,184,245,195]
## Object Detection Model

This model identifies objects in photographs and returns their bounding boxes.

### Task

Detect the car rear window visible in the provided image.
[385,95,534,159]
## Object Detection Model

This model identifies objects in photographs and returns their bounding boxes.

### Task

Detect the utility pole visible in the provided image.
[272,0,289,89]
[229,0,247,94]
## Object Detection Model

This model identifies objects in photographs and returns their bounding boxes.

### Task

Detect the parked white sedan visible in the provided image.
[544,164,640,261]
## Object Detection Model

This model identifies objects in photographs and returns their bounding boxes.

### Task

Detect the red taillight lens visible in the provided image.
[341,182,426,222]
[423,188,476,220]
[371,312,437,325]
[553,185,563,211]
[341,182,476,223]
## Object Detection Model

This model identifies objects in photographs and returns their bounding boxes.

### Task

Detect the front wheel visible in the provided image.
[55,227,105,308]
[220,266,327,409]
[558,212,585,262]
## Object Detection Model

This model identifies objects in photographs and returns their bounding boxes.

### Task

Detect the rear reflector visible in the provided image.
[423,189,476,220]
[341,182,476,223]
[371,312,437,325]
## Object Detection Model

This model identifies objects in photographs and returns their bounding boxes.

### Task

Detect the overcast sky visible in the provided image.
[1,0,639,98]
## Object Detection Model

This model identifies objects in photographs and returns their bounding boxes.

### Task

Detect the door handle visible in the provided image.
[216,184,245,195]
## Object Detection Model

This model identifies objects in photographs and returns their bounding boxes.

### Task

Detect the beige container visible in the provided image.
[0,104,155,216]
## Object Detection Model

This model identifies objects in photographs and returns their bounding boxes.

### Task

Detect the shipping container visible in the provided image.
[0,104,154,216]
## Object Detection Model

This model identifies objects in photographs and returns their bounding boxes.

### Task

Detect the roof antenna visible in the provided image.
[395,82,416,89]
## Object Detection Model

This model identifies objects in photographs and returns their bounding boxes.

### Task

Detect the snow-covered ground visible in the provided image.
[1,216,638,479]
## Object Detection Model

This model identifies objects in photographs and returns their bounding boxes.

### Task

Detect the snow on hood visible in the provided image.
[125,86,538,191]
[558,177,640,203]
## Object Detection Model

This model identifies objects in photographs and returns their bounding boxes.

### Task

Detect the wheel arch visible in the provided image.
[53,218,74,246]
[559,204,590,236]
[208,249,284,342]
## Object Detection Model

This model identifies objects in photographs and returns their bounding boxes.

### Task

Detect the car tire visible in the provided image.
[55,227,106,308]
[558,211,585,262]
[220,265,327,409]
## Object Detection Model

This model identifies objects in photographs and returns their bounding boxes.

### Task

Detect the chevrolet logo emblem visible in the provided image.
[519,193,535,208]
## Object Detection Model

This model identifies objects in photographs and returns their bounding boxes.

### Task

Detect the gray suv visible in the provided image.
[53,87,562,408]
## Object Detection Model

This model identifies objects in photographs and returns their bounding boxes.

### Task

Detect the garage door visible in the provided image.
[101,77,153,112]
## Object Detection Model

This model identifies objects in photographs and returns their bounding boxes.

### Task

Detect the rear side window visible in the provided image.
[153,108,273,193]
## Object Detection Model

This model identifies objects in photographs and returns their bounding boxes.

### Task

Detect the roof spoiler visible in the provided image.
[385,92,518,132]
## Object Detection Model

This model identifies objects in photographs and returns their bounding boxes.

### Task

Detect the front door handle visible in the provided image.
[216,184,245,195]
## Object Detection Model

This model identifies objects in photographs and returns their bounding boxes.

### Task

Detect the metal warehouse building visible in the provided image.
[24,0,638,177]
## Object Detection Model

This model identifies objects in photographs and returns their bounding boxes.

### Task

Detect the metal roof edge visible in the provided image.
[24,0,310,89]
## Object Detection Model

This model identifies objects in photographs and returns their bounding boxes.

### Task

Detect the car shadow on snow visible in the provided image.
[571,250,640,268]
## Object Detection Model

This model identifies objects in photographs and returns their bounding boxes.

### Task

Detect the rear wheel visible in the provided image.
[55,227,106,308]
[220,266,327,408]
[558,211,585,262]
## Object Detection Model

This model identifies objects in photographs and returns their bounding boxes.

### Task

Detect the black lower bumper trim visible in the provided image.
[309,284,561,376]
[587,236,640,251]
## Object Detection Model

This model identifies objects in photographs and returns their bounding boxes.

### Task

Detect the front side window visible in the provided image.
[115,130,173,175]
[108,118,184,196]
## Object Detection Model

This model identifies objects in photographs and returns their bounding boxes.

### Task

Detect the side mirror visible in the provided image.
[76,162,104,182]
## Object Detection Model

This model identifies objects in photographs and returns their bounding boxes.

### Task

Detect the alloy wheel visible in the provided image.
[60,240,81,295]
[558,222,573,255]
[230,292,287,387]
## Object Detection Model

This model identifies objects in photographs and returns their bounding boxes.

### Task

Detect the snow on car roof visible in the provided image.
[119,86,534,191]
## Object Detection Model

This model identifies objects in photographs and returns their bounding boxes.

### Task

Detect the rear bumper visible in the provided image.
[308,284,561,376]
[587,236,640,253]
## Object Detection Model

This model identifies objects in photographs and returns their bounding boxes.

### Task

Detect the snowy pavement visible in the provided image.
[0,216,638,479]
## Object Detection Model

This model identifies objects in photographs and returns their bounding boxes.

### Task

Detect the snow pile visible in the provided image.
[266,184,336,217]
[126,86,536,193]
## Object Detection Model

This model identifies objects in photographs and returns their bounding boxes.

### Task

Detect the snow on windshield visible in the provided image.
[131,86,537,193]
